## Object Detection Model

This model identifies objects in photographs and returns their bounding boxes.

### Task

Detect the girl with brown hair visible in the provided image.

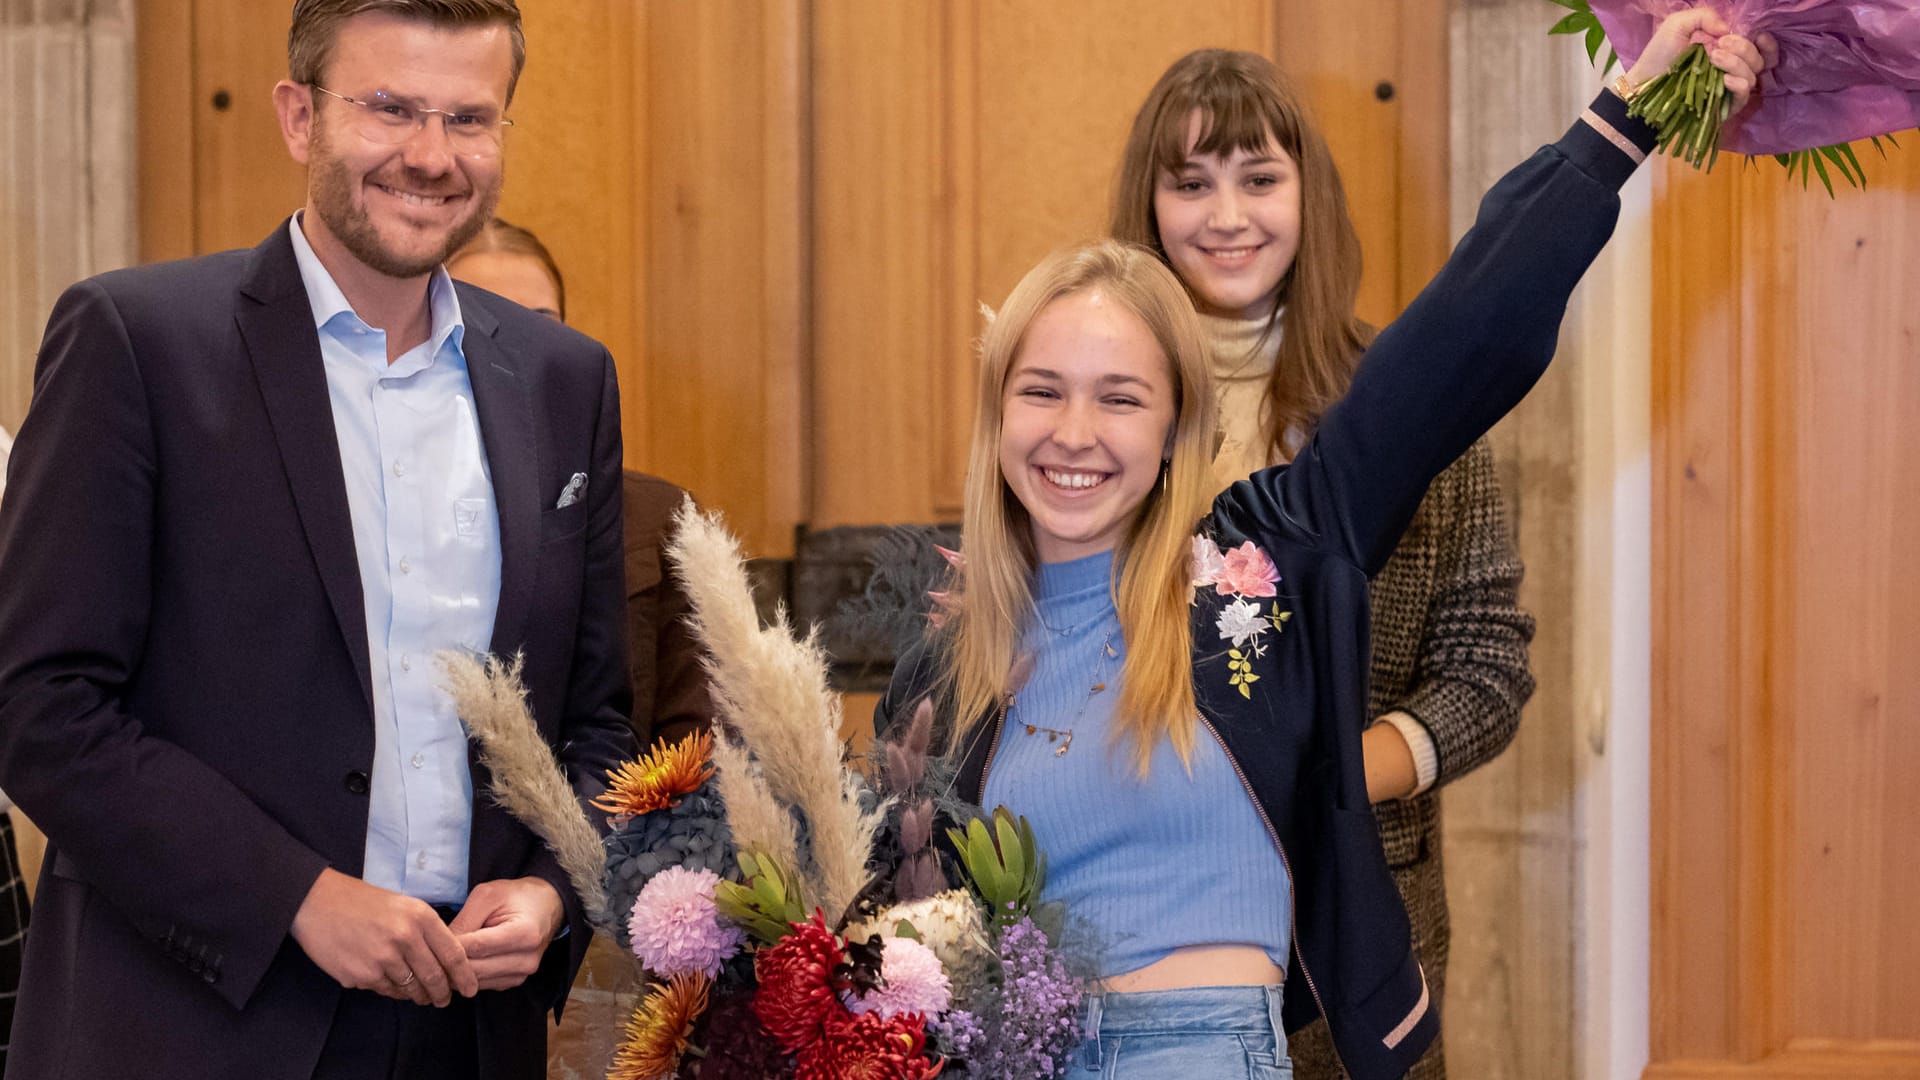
[877,12,1767,1080]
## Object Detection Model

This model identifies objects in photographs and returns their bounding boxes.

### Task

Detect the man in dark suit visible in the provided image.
[0,2,633,1076]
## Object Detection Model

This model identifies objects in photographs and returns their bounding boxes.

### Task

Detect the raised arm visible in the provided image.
[1226,17,1768,574]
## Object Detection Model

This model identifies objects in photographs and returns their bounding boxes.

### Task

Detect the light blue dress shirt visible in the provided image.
[290,215,501,905]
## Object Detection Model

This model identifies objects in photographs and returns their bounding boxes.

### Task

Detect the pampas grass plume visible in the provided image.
[439,650,610,928]
[666,500,888,923]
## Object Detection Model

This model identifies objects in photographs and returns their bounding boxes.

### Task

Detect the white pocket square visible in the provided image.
[555,472,588,509]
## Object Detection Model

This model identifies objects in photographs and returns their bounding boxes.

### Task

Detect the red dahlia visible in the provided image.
[753,911,849,1052]
[796,1010,944,1080]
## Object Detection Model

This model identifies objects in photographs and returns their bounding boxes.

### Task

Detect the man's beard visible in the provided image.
[307,128,500,279]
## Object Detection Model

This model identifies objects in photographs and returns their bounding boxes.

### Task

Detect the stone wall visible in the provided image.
[0,0,137,432]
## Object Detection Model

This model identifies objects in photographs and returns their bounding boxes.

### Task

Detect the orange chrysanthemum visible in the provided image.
[595,731,716,818]
[608,971,713,1080]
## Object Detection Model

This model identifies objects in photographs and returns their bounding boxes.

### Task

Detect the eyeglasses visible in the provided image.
[311,84,514,158]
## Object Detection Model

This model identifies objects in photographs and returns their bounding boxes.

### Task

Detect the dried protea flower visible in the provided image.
[844,890,994,1005]
[596,731,716,819]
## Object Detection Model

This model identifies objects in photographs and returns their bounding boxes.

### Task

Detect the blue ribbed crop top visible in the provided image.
[980,551,1292,979]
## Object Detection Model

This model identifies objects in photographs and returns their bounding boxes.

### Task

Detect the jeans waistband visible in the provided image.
[1080,984,1285,1036]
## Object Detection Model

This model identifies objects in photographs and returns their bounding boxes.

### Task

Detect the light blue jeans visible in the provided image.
[1062,984,1292,1079]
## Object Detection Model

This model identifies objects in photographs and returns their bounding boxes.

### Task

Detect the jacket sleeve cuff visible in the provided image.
[1559,89,1660,190]
[1376,711,1440,797]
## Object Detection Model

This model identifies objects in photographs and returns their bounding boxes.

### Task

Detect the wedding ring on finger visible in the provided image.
[398,970,417,987]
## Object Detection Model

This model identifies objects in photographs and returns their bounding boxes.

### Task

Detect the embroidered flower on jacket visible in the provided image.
[1217,541,1281,597]
[1216,598,1268,649]
[1191,535,1228,593]
[1193,534,1295,699]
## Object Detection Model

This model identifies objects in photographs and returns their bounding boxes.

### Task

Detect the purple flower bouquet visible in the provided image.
[1550,0,1920,190]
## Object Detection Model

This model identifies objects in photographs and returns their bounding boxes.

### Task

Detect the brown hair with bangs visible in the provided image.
[1110,48,1372,461]
[289,0,528,103]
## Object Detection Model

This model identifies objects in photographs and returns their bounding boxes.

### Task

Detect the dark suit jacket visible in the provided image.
[0,223,636,1079]
[621,471,715,749]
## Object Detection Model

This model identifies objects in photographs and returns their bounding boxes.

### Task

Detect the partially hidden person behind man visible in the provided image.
[449,218,716,752]
[0,2,635,1077]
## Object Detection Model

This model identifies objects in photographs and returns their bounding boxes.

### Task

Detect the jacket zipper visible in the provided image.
[974,700,1008,805]
[1195,713,1353,1080]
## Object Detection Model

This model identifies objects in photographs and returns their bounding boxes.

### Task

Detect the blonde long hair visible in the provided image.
[941,241,1217,774]
[1110,48,1372,461]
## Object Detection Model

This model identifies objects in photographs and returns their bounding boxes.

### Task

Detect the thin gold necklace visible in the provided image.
[1011,630,1115,757]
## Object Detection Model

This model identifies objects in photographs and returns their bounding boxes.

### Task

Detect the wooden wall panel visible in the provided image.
[190,2,305,255]
[1274,0,1449,327]
[632,2,807,557]
[137,0,194,263]
[1650,147,1920,1076]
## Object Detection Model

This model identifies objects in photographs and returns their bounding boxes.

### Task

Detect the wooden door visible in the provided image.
[1649,149,1920,1076]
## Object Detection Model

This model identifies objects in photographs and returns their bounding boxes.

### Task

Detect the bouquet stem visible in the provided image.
[1629,43,1730,170]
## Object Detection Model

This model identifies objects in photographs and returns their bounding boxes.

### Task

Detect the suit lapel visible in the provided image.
[459,292,539,662]
[236,224,374,713]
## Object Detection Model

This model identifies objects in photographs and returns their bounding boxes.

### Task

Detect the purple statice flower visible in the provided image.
[934,1007,988,1060]
[626,865,745,979]
[938,915,1081,1079]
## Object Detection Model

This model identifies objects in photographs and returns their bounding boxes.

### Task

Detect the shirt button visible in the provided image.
[411,752,425,769]
[400,653,413,672]
[392,461,407,478]
[415,851,429,869]
[398,556,411,575]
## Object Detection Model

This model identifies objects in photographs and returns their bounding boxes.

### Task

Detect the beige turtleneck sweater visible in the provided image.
[1200,311,1288,489]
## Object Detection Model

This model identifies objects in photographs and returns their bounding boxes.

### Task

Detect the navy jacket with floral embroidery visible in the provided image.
[877,90,1657,1080]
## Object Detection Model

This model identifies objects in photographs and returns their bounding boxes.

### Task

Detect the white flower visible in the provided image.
[1215,597,1268,648]
[1191,534,1227,591]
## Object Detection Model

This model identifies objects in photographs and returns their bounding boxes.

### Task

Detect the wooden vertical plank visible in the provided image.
[137,0,195,262]
[759,0,811,546]
[1393,0,1449,303]
[638,1,804,558]
[189,0,304,253]
[1273,0,1400,326]
[1650,156,1745,1065]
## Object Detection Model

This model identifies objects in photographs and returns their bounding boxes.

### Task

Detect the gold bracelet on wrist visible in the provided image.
[1611,73,1645,103]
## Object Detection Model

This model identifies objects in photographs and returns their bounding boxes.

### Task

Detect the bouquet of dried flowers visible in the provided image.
[445,503,1084,1079]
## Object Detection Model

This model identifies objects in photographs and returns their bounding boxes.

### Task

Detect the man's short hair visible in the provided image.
[288,0,527,104]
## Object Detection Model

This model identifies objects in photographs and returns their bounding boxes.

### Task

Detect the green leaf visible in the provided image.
[894,920,922,942]
[994,812,1025,897]
[1809,150,1835,196]
[1603,48,1619,77]
[1584,23,1605,64]
[1548,12,1588,34]
[1827,143,1865,189]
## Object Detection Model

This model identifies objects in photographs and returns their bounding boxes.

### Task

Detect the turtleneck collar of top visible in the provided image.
[1198,309,1282,385]
[1031,549,1118,633]
[1200,309,1299,487]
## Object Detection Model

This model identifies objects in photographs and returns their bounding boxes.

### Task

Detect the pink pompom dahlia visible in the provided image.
[627,866,745,979]
[845,936,951,1021]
